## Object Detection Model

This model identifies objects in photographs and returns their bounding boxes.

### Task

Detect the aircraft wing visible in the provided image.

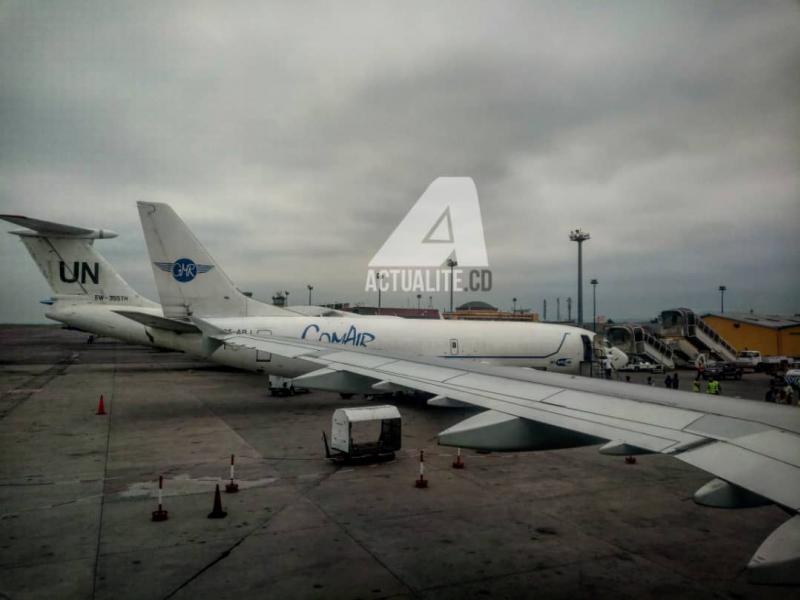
[210,330,800,584]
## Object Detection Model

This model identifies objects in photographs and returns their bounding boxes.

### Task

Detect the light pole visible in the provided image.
[376,273,383,310]
[569,228,591,327]
[416,293,421,309]
[719,285,726,313]
[447,258,457,313]
[590,279,598,332]
[307,284,314,305]
[284,290,290,307]
[567,297,572,322]
[543,299,547,321]
[557,297,560,321]
[512,297,517,314]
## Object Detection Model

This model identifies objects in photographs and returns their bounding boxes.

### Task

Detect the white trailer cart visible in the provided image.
[322,405,402,463]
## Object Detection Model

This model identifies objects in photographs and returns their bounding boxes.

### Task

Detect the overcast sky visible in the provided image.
[1,1,798,323]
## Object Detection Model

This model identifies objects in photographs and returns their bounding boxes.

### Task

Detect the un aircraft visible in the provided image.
[128,190,798,585]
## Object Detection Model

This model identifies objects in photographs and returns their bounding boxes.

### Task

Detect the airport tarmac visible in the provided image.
[0,325,796,599]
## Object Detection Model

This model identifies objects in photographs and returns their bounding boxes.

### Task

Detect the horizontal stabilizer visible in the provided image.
[114,310,200,333]
[1,214,117,239]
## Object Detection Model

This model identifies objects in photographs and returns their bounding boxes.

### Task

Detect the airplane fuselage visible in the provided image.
[200,316,593,377]
[45,300,597,377]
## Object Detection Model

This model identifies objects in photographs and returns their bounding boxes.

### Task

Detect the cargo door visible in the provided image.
[256,329,272,362]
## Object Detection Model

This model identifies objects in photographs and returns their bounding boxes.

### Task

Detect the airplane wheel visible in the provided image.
[339,393,354,399]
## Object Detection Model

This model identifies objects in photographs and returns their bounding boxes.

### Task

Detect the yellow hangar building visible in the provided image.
[702,312,800,358]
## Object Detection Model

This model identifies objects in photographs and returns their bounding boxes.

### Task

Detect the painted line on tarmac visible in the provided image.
[0,352,79,419]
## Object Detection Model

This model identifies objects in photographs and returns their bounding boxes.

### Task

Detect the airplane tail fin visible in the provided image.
[1,214,148,302]
[137,202,292,318]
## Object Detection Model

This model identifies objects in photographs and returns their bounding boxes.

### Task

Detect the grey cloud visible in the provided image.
[1,1,798,322]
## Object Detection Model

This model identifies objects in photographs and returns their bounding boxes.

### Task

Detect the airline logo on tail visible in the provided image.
[154,258,214,283]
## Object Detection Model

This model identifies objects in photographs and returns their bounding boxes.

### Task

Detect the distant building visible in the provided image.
[701,312,800,357]
[322,302,353,311]
[272,292,287,307]
[444,300,539,322]
[350,306,440,319]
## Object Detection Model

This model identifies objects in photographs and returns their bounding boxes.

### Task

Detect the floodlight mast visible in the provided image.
[569,229,591,327]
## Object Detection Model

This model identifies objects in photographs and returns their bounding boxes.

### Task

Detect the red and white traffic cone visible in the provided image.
[151,475,168,521]
[96,394,107,416]
[452,447,465,469]
[225,454,239,493]
[414,450,428,488]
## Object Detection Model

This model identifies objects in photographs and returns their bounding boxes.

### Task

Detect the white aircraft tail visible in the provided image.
[1,214,151,304]
[137,202,292,318]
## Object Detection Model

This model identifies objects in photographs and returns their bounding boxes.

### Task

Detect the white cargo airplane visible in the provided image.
[130,190,625,391]
[3,180,625,381]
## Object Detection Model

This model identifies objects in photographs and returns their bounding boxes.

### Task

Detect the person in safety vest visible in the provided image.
[706,377,721,395]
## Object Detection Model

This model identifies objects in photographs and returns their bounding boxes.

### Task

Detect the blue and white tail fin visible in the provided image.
[137,202,292,319]
[1,214,153,305]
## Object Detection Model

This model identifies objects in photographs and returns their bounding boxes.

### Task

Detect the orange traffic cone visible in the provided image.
[96,394,107,416]
[207,484,227,519]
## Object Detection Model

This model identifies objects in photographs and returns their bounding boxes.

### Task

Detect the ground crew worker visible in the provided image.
[706,377,721,395]
[765,384,777,403]
[602,356,612,379]
[692,377,701,393]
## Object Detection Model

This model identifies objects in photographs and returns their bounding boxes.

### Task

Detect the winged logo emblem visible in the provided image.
[154,257,214,283]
